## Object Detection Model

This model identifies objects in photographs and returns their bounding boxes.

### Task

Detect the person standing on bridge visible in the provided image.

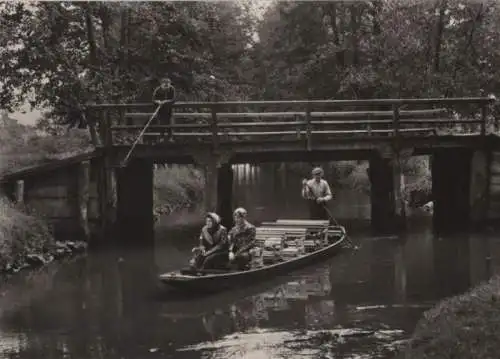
[301,167,333,221]
[152,77,176,141]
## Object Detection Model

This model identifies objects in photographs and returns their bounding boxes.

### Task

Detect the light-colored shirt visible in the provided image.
[302,179,332,202]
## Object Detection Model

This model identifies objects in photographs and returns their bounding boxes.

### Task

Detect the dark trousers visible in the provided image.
[201,251,229,269]
[231,252,251,270]
[156,105,173,139]
[308,200,329,221]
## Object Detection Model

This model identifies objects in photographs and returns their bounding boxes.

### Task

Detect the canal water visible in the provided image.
[0,163,499,358]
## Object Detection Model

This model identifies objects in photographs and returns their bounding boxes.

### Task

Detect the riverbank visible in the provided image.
[401,275,500,359]
[153,165,204,219]
[0,197,87,277]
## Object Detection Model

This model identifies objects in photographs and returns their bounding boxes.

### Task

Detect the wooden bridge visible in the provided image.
[84,97,499,236]
[2,97,500,245]
[88,97,495,164]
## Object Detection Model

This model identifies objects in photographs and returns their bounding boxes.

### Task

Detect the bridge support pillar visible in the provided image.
[193,151,233,228]
[217,163,234,229]
[432,148,472,233]
[95,155,117,245]
[469,150,489,226]
[77,160,90,241]
[369,151,405,234]
[116,159,154,244]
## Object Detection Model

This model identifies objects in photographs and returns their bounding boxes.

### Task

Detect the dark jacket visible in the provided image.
[199,224,228,253]
[152,85,176,103]
[228,221,256,254]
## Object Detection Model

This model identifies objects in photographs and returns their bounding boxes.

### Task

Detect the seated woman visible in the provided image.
[190,212,228,270]
[227,208,257,270]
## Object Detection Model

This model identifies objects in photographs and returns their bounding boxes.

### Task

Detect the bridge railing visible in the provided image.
[85,97,496,148]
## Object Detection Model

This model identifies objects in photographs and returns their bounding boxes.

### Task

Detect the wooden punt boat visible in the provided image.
[158,261,335,319]
[158,219,348,293]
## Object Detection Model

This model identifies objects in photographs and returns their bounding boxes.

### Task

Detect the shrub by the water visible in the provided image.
[154,165,204,216]
[0,197,87,276]
[401,276,500,359]
[0,197,55,273]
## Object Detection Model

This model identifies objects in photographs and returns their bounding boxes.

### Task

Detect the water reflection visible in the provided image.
[0,226,499,359]
[1,162,500,358]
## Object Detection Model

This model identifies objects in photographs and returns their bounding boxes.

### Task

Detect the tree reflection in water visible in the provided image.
[196,265,334,340]
[2,219,498,359]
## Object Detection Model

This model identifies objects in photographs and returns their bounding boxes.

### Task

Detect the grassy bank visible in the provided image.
[401,276,500,359]
[0,116,92,276]
[0,197,86,276]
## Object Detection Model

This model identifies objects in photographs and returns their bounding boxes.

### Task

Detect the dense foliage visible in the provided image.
[1,0,498,210]
[1,0,499,130]
[256,0,500,101]
[0,198,54,272]
[0,1,256,135]
[154,165,204,217]
[0,111,92,174]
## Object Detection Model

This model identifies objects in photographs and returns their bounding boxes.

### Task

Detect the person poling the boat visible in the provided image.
[227,208,257,270]
[189,212,229,270]
[301,167,333,221]
[152,77,176,141]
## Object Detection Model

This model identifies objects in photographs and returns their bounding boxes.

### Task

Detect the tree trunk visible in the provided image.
[433,0,447,73]
[371,0,381,36]
[83,3,101,147]
[350,4,360,66]
[325,3,344,67]
[119,7,130,100]
[450,5,484,87]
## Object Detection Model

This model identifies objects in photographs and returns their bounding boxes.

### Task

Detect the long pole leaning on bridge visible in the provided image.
[119,103,163,168]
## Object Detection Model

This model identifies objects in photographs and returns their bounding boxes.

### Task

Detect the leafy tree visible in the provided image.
[0,1,258,144]
[255,0,500,103]
[2,0,499,143]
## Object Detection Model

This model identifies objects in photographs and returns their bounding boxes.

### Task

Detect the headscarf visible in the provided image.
[206,212,221,234]
[233,207,247,219]
[312,167,324,176]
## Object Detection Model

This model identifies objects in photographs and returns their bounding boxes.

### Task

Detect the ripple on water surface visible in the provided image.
[177,327,408,359]
[0,217,499,359]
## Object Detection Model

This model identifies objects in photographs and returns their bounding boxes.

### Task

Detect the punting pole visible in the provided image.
[119,103,163,168]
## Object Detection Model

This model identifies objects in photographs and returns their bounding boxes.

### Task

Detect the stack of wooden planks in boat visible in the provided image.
[255,219,341,265]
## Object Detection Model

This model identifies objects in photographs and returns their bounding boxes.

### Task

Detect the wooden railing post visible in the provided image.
[15,180,24,204]
[481,103,487,137]
[106,110,113,147]
[392,104,400,139]
[119,108,125,126]
[211,105,219,150]
[305,103,312,151]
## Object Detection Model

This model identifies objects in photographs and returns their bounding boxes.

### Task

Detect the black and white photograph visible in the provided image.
[0,0,499,358]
